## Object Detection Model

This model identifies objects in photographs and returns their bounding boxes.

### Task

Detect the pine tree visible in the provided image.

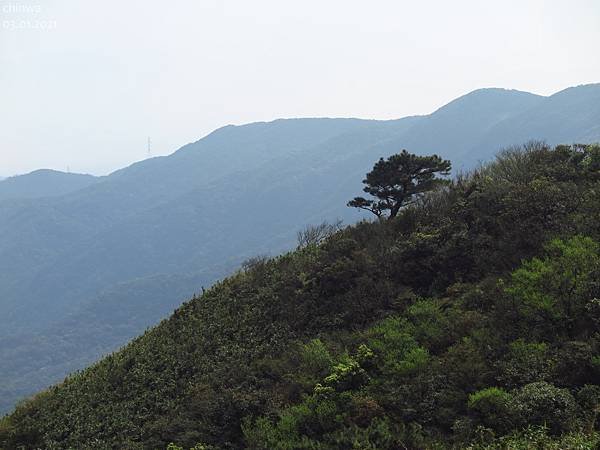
[348,150,451,218]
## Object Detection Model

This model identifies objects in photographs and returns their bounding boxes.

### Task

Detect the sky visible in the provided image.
[1,0,599,176]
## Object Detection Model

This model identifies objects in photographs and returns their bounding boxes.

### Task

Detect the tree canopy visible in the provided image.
[348,150,451,218]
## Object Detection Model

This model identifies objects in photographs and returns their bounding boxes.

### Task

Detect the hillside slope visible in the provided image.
[2,84,600,415]
[2,143,599,449]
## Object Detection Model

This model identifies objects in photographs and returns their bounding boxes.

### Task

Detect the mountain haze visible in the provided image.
[473,83,600,162]
[0,169,98,202]
[383,88,544,168]
[1,84,599,414]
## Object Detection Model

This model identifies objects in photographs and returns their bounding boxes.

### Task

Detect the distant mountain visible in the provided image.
[471,84,600,161]
[382,88,544,169]
[1,83,599,414]
[0,169,98,202]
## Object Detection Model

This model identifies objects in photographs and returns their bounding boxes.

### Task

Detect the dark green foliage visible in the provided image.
[2,143,600,449]
[348,150,451,218]
[509,382,578,434]
[496,340,553,388]
[466,426,600,450]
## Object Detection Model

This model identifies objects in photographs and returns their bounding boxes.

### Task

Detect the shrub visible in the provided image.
[468,387,512,431]
[506,236,600,336]
[297,219,343,248]
[497,339,553,388]
[509,382,579,434]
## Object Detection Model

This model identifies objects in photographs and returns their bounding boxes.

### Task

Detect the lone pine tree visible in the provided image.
[348,150,451,218]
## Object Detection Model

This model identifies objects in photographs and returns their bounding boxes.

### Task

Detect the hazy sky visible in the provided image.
[1,0,599,176]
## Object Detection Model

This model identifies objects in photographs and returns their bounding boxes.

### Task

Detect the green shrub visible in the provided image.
[468,387,512,432]
[509,382,579,434]
[498,339,553,388]
[507,236,600,336]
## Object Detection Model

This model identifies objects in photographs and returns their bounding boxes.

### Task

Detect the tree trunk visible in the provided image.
[389,203,401,218]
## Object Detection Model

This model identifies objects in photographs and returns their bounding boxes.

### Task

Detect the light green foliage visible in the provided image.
[367,316,429,376]
[468,387,511,411]
[167,444,183,450]
[323,355,368,391]
[299,339,334,376]
[355,343,375,365]
[242,387,348,449]
[291,338,336,389]
[507,235,600,328]
[407,298,449,350]
[468,387,512,432]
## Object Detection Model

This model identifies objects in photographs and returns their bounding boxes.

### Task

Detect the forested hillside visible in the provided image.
[2,143,599,449]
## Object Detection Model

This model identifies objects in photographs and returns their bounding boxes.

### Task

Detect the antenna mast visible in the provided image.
[147,137,152,158]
